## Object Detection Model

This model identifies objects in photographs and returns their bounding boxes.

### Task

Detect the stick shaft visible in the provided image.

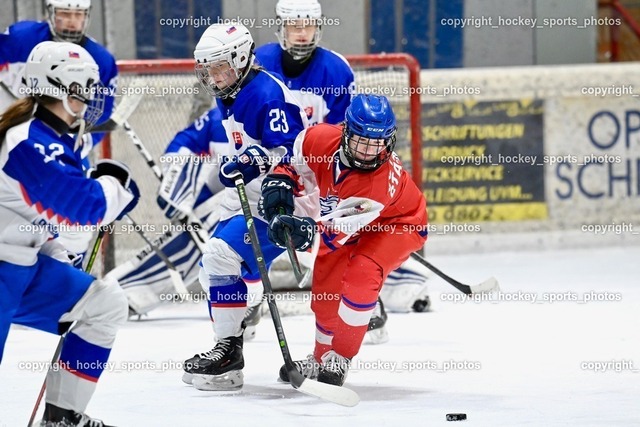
[410,252,472,294]
[233,175,295,370]
[27,230,105,426]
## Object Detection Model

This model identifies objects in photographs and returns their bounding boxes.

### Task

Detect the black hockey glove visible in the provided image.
[258,174,295,221]
[267,214,316,251]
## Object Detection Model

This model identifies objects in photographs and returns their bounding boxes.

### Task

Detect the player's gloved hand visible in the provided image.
[267,214,316,251]
[157,157,201,220]
[258,174,295,221]
[219,145,272,187]
[90,159,140,220]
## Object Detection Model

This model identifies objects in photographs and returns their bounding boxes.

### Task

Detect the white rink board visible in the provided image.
[418,63,640,252]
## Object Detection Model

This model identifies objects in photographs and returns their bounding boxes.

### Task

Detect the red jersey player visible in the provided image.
[259,94,428,386]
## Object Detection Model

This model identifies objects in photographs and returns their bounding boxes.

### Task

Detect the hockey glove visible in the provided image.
[219,145,273,187]
[90,159,140,220]
[267,214,316,251]
[157,157,202,220]
[258,174,295,221]
[116,178,140,220]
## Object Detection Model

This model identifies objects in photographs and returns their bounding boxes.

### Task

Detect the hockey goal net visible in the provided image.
[98,53,422,275]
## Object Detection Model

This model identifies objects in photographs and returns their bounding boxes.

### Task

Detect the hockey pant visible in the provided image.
[0,254,128,412]
[312,229,427,360]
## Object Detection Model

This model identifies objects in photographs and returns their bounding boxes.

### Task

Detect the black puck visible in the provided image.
[446,413,467,421]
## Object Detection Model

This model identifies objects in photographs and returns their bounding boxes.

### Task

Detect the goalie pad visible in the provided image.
[157,152,204,220]
[107,191,223,314]
[379,256,430,313]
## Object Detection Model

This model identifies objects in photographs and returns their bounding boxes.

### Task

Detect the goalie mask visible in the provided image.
[25,41,105,128]
[194,23,255,99]
[341,94,397,171]
[45,0,92,43]
[275,0,323,60]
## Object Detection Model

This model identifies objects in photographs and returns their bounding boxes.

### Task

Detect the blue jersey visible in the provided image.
[0,107,133,266]
[255,43,354,126]
[212,68,307,221]
[0,21,117,132]
[214,69,306,155]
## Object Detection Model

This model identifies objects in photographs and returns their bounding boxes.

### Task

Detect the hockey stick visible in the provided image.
[90,91,189,295]
[123,215,188,295]
[277,207,305,284]
[72,87,145,133]
[120,120,209,252]
[410,252,500,295]
[27,229,106,427]
[228,170,359,407]
[282,228,313,289]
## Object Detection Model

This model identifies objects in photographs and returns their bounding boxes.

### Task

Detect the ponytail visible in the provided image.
[0,98,36,145]
[0,96,57,146]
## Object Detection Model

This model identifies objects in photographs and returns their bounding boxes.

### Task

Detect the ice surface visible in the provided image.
[2,246,639,427]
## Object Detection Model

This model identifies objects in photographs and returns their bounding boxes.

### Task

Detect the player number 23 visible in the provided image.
[268,108,290,133]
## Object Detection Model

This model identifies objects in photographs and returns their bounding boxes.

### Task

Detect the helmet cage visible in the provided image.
[341,126,397,171]
[276,20,323,60]
[195,58,251,99]
[46,2,91,43]
[275,0,323,59]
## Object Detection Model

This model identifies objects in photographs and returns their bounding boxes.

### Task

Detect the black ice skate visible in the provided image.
[182,347,217,385]
[278,354,320,383]
[40,403,114,427]
[189,333,244,391]
[317,350,351,387]
[182,321,247,385]
[364,297,388,344]
[243,301,263,341]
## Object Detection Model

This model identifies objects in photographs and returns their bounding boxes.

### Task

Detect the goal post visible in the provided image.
[99,53,423,274]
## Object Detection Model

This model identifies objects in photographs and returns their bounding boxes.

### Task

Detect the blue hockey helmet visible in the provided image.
[342,94,397,170]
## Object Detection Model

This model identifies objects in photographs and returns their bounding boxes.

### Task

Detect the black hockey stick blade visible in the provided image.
[287,370,360,407]
[410,252,500,295]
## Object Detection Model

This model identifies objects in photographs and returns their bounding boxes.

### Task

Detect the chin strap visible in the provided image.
[62,95,87,151]
[74,118,86,152]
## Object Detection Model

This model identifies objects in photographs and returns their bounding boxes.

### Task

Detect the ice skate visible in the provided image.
[364,297,389,344]
[40,403,114,427]
[189,333,245,391]
[242,301,263,341]
[317,350,350,387]
[278,354,320,383]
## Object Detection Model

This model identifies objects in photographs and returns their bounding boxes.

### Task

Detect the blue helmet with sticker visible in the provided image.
[342,94,397,170]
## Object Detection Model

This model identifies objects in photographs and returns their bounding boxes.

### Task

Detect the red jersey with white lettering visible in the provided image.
[277,123,428,258]
[273,123,428,359]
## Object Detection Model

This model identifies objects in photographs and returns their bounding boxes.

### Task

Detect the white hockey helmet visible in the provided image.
[275,0,323,59]
[25,41,104,127]
[45,0,92,43]
[194,23,255,99]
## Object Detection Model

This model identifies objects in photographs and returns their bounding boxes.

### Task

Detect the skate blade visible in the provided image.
[192,370,244,391]
[363,326,389,345]
[182,372,194,385]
